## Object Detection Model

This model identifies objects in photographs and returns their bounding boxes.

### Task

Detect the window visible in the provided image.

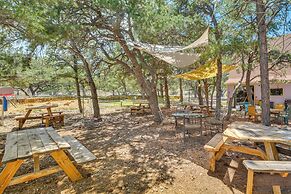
[270,88,283,96]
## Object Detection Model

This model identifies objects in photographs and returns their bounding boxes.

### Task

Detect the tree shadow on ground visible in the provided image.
[3,109,274,194]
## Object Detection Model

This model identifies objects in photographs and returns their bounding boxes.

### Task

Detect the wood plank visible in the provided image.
[15,116,43,120]
[0,160,23,193]
[63,136,96,164]
[243,160,291,173]
[2,132,18,163]
[222,144,268,160]
[46,128,70,149]
[204,133,224,151]
[17,130,32,159]
[26,129,46,155]
[37,128,59,152]
[9,166,62,186]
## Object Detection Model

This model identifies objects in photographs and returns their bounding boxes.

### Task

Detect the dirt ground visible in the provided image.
[0,100,285,194]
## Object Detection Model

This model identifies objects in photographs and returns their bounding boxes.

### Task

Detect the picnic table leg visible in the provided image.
[46,108,57,127]
[50,150,82,182]
[264,141,281,194]
[19,109,32,129]
[174,117,178,128]
[33,154,40,172]
[0,160,23,194]
[246,169,254,194]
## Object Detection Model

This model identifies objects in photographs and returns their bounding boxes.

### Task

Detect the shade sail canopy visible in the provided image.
[176,61,237,80]
[132,28,209,68]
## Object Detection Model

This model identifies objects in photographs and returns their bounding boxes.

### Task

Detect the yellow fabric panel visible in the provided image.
[175,61,237,80]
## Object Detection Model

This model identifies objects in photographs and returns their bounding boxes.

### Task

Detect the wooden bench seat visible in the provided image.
[63,136,96,164]
[130,106,145,115]
[15,116,43,129]
[204,133,224,152]
[15,116,43,120]
[243,160,291,194]
[204,133,226,171]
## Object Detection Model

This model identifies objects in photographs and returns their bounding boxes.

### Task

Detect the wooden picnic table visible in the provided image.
[223,121,291,193]
[19,104,59,129]
[0,127,95,193]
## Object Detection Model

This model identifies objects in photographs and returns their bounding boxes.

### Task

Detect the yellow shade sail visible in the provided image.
[175,60,237,80]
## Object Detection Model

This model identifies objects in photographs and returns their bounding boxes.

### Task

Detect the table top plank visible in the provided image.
[26,128,47,155]
[224,121,291,144]
[17,130,32,159]
[2,127,68,163]
[37,128,59,152]
[2,132,18,163]
[46,128,70,149]
[172,112,206,118]
[25,104,58,110]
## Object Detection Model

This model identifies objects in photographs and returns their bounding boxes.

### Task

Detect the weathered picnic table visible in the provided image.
[0,127,96,193]
[130,101,150,115]
[205,121,291,193]
[16,104,61,129]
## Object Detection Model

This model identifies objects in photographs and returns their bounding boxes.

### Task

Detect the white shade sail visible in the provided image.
[131,28,209,68]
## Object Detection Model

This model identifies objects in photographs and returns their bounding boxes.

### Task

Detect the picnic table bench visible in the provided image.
[0,127,96,193]
[243,160,291,194]
[204,121,291,193]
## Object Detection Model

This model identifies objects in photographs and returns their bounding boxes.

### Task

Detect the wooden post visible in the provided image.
[246,170,254,194]
[33,155,40,172]
[264,141,281,194]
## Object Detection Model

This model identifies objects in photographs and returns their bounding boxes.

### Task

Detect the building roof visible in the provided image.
[226,66,291,85]
[226,34,291,85]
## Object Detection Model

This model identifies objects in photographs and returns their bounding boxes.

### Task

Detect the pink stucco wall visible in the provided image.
[227,83,291,105]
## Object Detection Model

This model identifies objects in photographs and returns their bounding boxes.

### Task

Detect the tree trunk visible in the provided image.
[203,79,210,114]
[197,80,204,105]
[74,77,83,113]
[160,81,164,98]
[83,61,101,119]
[215,58,223,119]
[210,79,216,108]
[121,79,128,95]
[70,45,101,120]
[179,78,183,103]
[164,75,170,108]
[225,67,245,121]
[256,0,270,126]
[73,59,83,114]
[245,65,253,105]
[194,82,198,98]
[113,31,163,123]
